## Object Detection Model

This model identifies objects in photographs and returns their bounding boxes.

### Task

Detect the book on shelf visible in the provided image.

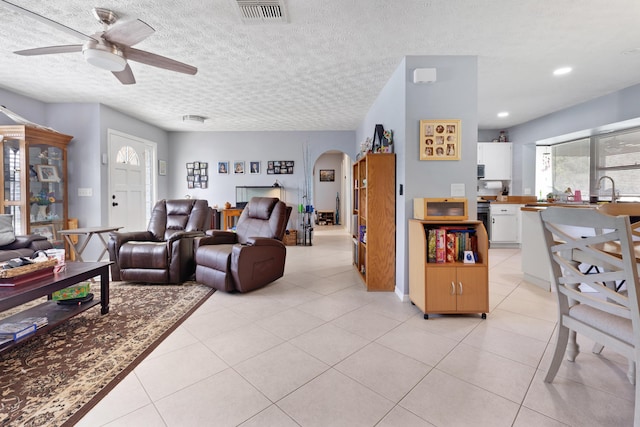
[426,226,479,263]
[359,225,367,243]
[0,322,37,341]
[435,229,446,263]
[446,233,456,263]
[427,229,436,263]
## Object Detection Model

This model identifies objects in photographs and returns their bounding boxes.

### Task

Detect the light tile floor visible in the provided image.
[77,227,635,426]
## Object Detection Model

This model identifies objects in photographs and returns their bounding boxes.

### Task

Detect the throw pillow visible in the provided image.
[0,214,16,246]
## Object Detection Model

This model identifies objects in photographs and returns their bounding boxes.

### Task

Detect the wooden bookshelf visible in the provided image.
[352,153,395,291]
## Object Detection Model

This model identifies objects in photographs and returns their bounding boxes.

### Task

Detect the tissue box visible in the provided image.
[52,283,90,301]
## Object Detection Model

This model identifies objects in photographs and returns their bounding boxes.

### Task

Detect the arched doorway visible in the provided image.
[312,151,353,235]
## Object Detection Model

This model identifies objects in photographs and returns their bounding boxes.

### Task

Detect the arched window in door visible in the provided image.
[115,145,140,165]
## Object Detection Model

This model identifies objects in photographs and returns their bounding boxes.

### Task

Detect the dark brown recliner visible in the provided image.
[195,197,290,293]
[108,199,209,284]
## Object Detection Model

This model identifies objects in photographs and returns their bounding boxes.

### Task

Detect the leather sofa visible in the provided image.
[0,234,52,263]
[108,199,209,284]
[195,197,290,293]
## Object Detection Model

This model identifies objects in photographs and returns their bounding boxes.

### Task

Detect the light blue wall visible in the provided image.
[167,130,355,230]
[0,87,46,125]
[44,103,100,229]
[313,153,343,213]
[0,91,171,260]
[357,56,478,297]
[500,83,640,195]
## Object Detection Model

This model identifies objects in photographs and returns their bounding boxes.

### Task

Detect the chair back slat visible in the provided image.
[541,206,640,339]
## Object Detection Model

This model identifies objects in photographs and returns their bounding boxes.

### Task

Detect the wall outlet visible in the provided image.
[78,188,92,197]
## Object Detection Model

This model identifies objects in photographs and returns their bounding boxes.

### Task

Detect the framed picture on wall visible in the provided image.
[319,169,335,182]
[249,161,260,174]
[234,161,245,174]
[419,119,461,161]
[266,160,294,174]
[218,161,229,174]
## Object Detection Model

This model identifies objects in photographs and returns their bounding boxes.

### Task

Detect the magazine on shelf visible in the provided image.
[0,322,37,341]
[20,316,49,329]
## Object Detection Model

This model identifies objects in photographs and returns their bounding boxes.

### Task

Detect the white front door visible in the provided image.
[108,130,155,232]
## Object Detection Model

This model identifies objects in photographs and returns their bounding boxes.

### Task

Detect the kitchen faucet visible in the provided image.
[597,175,617,203]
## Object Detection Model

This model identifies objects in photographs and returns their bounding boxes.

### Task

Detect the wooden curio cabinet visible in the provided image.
[0,125,72,248]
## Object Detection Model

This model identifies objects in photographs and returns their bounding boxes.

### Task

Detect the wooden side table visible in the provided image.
[221,208,243,230]
[58,226,122,262]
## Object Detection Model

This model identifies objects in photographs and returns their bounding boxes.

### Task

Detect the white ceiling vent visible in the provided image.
[234,0,288,24]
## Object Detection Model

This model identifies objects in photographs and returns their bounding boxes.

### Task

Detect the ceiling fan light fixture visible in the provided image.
[182,115,207,123]
[83,41,126,72]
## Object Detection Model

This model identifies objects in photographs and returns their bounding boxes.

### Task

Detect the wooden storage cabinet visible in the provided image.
[409,219,489,319]
[0,125,72,248]
[352,153,395,291]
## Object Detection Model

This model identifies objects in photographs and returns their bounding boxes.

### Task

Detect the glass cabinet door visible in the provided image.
[2,137,24,232]
[29,145,65,245]
[1,125,71,247]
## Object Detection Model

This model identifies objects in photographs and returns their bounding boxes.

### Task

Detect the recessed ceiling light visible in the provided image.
[553,67,572,76]
[497,112,509,118]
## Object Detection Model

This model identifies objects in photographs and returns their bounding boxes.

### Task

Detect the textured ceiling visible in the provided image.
[1,0,639,132]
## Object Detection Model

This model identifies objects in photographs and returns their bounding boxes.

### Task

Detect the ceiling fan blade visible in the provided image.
[124,47,197,75]
[0,0,96,42]
[14,45,82,56]
[112,63,136,85]
[103,19,155,47]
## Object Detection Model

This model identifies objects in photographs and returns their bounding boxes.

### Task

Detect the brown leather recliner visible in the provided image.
[108,199,209,284]
[195,197,291,293]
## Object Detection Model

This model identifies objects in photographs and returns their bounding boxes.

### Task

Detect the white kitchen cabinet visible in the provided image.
[477,142,512,180]
[490,203,520,246]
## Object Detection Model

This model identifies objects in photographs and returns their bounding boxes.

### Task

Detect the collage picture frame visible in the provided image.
[266,160,294,175]
[419,119,461,161]
[186,161,208,189]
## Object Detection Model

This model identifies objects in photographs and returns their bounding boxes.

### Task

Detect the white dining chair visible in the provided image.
[540,207,640,424]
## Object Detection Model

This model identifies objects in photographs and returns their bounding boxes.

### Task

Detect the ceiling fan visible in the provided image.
[0,0,197,85]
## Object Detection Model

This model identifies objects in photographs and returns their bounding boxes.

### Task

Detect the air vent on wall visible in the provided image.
[234,0,288,24]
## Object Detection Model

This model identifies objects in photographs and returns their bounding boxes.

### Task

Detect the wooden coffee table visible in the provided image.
[0,261,111,352]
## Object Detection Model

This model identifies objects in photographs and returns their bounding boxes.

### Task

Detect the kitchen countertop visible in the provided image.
[478,196,538,204]
[520,202,599,212]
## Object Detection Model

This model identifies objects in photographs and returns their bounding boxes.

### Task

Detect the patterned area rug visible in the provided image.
[0,281,214,427]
